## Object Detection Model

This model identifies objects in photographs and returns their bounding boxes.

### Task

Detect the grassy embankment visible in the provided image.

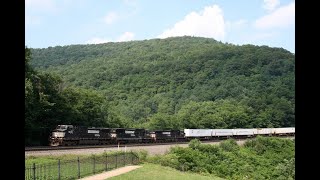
[108,163,224,180]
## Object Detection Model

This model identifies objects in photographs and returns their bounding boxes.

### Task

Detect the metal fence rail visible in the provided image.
[25,151,139,180]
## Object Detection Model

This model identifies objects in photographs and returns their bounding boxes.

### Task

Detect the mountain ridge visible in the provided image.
[29,36,295,129]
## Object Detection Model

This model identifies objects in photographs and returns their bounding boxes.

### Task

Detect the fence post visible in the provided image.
[43,164,46,179]
[106,154,108,171]
[32,163,36,180]
[58,159,61,180]
[124,152,126,166]
[39,165,41,180]
[116,154,118,168]
[77,157,80,179]
[131,152,133,165]
[93,155,96,174]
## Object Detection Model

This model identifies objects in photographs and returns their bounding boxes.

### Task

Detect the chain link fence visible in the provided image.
[25,152,139,180]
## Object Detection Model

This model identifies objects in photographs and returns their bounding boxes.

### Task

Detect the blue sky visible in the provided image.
[26,0,295,53]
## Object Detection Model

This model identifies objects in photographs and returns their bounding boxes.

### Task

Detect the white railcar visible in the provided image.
[184,129,212,137]
[273,127,295,135]
[256,128,273,135]
[212,129,233,137]
[290,127,295,134]
[233,129,255,136]
[252,128,258,135]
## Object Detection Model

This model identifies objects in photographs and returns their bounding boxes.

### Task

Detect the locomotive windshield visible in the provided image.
[57,125,67,129]
[56,125,73,130]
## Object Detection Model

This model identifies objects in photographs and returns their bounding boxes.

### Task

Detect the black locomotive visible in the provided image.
[50,125,112,146]
[49,125,185,146]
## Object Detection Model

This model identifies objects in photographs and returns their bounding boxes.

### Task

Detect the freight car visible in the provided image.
[184,129,212,140]
[184,128,295,139]
[49,125,295,146]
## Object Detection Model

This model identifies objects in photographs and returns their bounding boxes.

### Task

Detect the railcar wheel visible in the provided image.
[50,142,59,146]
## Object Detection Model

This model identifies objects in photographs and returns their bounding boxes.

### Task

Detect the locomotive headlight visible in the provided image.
[52,132,65,138]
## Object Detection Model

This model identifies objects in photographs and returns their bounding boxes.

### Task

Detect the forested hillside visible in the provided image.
[28,36,294,132]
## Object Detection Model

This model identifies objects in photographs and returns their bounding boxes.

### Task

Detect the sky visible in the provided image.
[26,0,295,53]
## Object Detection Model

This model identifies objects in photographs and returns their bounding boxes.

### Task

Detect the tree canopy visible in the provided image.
[26,36,295,144]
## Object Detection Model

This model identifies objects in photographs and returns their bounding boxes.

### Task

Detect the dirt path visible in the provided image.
[79,165,142,180]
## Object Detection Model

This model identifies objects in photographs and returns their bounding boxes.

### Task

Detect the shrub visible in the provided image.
[219,139,240,152]
[135,150,148,162]
[188,139,201,149]
[155,153,180,169]
[148,136,294,179]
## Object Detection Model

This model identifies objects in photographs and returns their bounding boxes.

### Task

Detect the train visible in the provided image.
[49,125,295,146]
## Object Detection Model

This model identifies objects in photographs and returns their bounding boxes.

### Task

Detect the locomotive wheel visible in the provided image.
[50,142,59,146]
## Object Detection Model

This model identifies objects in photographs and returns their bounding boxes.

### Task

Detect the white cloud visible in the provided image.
[233,19,248,26]
[86,32,135,44]
[255,1,295,29]
[123,0,136,5]
[86,38,110,44]
[104,12,119,24]
[263,0,280,11]
[26,0,57,13]
[102,1,139,25]
[26,0,53,9]
[250,32,277,42]
[157,5,226,40]
[117,32,135,42]
[123,0,138,8]
[226,19,248,31]
[25,0,55,29]
[26,15,42,27]
[123,0,139,16]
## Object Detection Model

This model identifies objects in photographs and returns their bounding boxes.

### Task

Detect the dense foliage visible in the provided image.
[26,36,294,143]
[149,136,295,180]
[25,47,112,145]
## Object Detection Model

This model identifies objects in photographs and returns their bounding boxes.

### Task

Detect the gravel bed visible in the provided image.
[25,140,247,157]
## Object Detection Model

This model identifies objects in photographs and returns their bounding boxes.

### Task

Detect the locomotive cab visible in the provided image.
[49,125,74,146]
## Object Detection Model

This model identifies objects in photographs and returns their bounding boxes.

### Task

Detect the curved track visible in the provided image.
[25,135,294,152]
[25,140,213,151]
[25,136,294,157]
[25,139,245,157]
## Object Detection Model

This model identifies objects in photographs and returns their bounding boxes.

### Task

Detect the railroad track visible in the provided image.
[25,140,211,151]
[26,137,249,151]
[25,135,294,152]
